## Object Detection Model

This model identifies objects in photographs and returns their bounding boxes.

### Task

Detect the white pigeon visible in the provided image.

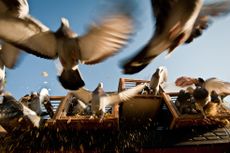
[0,11,133,90]
[39,88,54,117]
[70,82,146,118]
[122,0,230,74]
[0,94,41,132]
[149,66,168,95]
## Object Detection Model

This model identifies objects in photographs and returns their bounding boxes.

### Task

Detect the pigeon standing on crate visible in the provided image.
[196,77,230,100]
[0,9,134,90]
[39,88,54,118]
[193,87,210,117]
[71,82,146,120]
[122,0,230,74]
[149,66,168,95]
[0,94,41,132]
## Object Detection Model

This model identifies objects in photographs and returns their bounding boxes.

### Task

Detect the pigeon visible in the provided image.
[122,0,230,74]
[0,0,35,69]
[175,89,196,114]
[0,94,41,132]
[193,87,210,116]
[0,11,134,90]
[18,89,52,117]
[197,77,230,100]
[39,88,54,118]
[149,66,168,95]
[70,82,146,119]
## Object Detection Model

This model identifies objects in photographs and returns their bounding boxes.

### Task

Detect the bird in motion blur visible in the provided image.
[70,82,146,120]
[196,77,230,100]
[0,0,43,69]
[0,1,134,90]
[122,0,230,74]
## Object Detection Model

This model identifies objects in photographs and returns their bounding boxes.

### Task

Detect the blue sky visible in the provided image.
[5,0,230,99]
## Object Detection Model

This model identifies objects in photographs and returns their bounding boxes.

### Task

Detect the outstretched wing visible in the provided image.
[78,14,133,64]
[0,15,58,59]
[186,0,230,43]
[99,83,146,111]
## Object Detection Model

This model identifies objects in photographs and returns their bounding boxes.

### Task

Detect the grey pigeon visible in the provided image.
[0,94,41,132]
[0,12,133,90]
[193,87,210,116]
[122,0,230,74]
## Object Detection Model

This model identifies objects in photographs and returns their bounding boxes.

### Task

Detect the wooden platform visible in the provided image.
[47,93,119,130]
[161,92,230,129]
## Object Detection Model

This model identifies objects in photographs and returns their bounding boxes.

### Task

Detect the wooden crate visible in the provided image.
[161,92,230,129]
[118,78,162,126]
[47,93,119,131]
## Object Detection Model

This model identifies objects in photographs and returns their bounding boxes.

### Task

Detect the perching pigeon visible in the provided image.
[193,87,210,116]
[70,82,146,119]
[0,12,134,90]
[0,94,41,132]
[39,88,54,118]
[149,66,168,95]
[122,0,230,74]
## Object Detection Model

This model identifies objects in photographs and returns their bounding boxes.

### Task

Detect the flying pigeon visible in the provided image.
[0,94,41,132]
[0,0,37,69]
[70,82,146,119]
[0,11,133,90]
[197,77,230,100]
[122,0,230,74]
[149,66,168,95]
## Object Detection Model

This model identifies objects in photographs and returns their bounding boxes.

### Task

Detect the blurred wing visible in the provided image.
[186,1,230,43]
[0,42,20,68]
[99,83,146,111]
[205,78,230,95]
[0,15,58,59]
[78,14,133,64]
[71,87,93,104]
[151,0,174,34]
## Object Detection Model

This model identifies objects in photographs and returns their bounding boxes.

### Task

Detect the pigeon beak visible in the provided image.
[58,68,85,90]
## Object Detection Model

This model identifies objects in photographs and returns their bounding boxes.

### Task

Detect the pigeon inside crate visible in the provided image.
[51,93,119,130]
[161,92,230,129]
[118,78,162,126]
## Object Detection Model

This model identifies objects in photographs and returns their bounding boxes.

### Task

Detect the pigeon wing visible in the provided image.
[0,43,20,68]
[186,1,230,43]
[99,84,146,111]
[71,87,93,104]
[0,15,58,59]
[78,14,133,64]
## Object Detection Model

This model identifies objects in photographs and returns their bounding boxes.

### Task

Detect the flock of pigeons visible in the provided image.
[0,0,230,133]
